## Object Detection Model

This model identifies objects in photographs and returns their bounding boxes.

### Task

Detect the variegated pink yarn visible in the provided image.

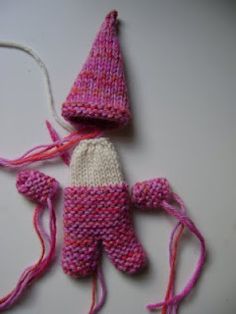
[131,178,172,208]
[16,169,58,205]
[62,183,147,278]
[131,178,206,314]
[0,170,59,311]
[0,10,207,314]
[62,10,131,129]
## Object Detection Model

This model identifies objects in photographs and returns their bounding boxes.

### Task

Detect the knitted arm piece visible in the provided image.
[17,169,58,204]
[62,137,147,278]
[0,170,59,311]
[131,178,172,209]
[130,178,206,311]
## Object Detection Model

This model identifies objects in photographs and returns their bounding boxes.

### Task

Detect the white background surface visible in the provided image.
[0,1,235,313]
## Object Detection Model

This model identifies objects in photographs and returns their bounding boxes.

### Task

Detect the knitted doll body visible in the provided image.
[0,9,206,314]
[62,137,147,277]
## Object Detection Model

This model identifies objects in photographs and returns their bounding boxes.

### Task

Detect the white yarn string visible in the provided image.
[0,41,74,132]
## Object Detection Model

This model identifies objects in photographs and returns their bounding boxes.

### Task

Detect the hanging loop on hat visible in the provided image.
[0,41,74,132]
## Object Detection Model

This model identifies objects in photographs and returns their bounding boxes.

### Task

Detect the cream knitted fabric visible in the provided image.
[70,137,124,186]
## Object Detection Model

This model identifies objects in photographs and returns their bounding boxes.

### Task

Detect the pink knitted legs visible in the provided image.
[103,226,146,274]
[62,184,147,277]
[62,235,100,278]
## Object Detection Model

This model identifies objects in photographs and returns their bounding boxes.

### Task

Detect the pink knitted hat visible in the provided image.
[61,10,131,129]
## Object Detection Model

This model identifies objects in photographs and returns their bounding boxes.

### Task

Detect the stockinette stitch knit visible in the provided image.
[62,10,131,129]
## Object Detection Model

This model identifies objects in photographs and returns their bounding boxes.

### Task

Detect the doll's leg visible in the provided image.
[62,196,101,278]
[103,217,147,274]
[62,237,100,278]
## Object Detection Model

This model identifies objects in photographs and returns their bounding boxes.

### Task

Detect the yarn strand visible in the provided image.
[91,265,107,314]
[46,120,71,165]
[0,41,73,132]
[0,198,56,310]
[147,193,206,311]
[0,128,102,168]
[162,197,187,314]
[162,224,185,314]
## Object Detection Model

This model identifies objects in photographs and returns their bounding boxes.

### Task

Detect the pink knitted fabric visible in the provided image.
[61,10,131,129]
[16,169,58,205]
[131,178,172,208]
[62,183,147,277]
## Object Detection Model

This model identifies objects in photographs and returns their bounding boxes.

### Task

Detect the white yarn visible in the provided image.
[70,137,124,186]
[0,41,74,132]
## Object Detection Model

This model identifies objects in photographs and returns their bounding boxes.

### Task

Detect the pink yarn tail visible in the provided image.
[131,178,206,312]
[89,264,107,314]
[0,170,58,310]
[147,193,206,312]
[0,199,56,310]
[46,120,71,165]
[0,127,103,169]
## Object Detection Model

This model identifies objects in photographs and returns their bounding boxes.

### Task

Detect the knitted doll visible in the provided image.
[62,137,147,277]
[60,10,206,314]
[61,11,147,278]
[0,10,206,314]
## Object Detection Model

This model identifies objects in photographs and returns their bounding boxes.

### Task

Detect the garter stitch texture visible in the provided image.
[16,169,58,205]
[131,178,172,208]
[62,10,131,129]
[62,137,147,277]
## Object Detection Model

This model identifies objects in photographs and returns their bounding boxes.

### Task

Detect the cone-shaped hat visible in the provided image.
[61,10,131,129]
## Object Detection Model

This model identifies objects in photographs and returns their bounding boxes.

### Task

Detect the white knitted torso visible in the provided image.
[70,137,124,187]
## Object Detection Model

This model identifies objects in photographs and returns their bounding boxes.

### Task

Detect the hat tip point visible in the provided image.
[106,10,118,21]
